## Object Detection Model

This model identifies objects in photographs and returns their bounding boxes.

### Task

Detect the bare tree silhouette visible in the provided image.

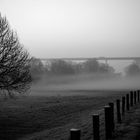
[125,61,140,77]
[0,14,31,97]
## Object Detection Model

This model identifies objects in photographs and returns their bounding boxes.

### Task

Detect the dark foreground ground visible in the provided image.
[0,90,128,140]
[112,102,140,140]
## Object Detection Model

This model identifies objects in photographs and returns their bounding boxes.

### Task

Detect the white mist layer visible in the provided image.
[31,74,140,96]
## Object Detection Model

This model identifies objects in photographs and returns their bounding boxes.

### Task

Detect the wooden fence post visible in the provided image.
[116,99,121,123]
[130,91,134,107]
[70,129,81,140]
[138,90,140,102]
[104,105,112,139]
[108,102,115,132]
[134,91,137,104]
[122,96,125,115]
[92,114,100,140]
[126,94,129,111]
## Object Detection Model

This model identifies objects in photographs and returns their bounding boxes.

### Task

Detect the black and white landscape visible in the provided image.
[0,0,140,140]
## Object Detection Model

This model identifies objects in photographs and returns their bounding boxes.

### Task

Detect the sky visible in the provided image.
[0,0,140,58]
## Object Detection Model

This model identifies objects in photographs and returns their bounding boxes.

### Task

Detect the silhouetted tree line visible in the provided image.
[30,58,140,81]
[30,57,45,81]
[125,60,140,76]
[30,58,116,80]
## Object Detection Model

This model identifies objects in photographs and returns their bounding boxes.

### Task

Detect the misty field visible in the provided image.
[0,87,128,140]
[0,75,140,140]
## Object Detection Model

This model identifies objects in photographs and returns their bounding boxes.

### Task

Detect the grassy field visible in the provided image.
[0,89,128,140]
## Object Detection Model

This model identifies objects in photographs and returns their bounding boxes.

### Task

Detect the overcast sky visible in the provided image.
[0,0,140,58]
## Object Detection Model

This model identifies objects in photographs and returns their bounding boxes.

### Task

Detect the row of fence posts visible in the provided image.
[70,90,140,140]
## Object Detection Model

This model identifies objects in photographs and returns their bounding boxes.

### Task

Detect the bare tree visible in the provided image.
[0,14,31,97]
[30,57,45,81]
[82,59,99,73]
[125,61,140,77]
[50,60,75,75]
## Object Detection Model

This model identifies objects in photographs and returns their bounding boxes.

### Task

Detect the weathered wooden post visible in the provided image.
[70,129,81,140]
[126,94,129,111]
[104,105,112,139]
[108,102,115,132]
[92,114,100,140]
[134,91,137,104]
[116,99,121,123]
[137,90,140,102]
[122,96,125,115]
[130,91,134,107]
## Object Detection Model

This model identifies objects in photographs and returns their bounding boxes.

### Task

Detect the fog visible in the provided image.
[31,74,140,96]
[1,0,140,58]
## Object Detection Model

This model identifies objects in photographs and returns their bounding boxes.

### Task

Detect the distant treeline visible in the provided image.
[125,60,140,76]
[30,57,140,81]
